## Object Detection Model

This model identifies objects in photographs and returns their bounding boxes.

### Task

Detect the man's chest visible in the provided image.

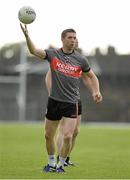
[50,55,82,78]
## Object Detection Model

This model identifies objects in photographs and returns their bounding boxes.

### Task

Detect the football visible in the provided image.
[18,6,36,24]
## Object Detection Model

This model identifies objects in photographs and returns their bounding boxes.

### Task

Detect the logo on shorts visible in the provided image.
[70,114,77,118]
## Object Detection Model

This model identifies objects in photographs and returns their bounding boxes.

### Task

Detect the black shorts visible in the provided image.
[45,97,82,121]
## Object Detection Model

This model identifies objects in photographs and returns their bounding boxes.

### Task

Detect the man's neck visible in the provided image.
[62,47,74,54]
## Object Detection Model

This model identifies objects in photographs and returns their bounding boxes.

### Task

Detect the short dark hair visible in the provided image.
[61,28,76,38]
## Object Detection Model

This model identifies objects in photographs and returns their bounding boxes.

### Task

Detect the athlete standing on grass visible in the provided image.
[44,39,95,167]
[20,24,102,173]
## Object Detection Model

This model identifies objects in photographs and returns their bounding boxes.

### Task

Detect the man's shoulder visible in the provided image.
[74,50,87,60]
[46,48,61,53]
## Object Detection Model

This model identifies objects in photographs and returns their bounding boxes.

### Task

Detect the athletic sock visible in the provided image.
[57,156,66,168]
[57,155,59,163]
[66,156,70,163]
[48,155,56,167]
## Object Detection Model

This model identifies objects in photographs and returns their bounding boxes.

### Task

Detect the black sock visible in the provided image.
[65,156,70,163]
[57,155,59,163]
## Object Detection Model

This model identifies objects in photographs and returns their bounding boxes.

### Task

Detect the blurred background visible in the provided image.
[0,43,130,123]
[0,0,130,123]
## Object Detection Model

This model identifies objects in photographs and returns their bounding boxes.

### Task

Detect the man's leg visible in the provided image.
[56,117,77,172]
[43,118,59,172]
[66,115,81,165]
[56,115,81,165]
[69,115,81,154]
[55,120,64,157]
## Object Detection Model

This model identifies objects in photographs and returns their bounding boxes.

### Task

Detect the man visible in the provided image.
[45,39,80,166]
[44,39,92,167]
[20,24,102,173]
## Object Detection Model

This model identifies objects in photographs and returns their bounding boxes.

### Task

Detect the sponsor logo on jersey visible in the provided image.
[50,57,82,78]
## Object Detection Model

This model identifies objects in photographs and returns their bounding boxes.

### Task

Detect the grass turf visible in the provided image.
[0,123,130,179]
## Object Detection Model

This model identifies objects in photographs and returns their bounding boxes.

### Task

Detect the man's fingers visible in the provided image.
[20,23,22,28]
[20,23,24,31]
[93,94,102,103]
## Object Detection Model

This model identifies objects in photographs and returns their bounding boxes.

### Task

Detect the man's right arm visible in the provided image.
[20,23,46,59]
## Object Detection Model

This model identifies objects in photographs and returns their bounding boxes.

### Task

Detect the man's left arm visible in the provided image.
[82,69,102,104]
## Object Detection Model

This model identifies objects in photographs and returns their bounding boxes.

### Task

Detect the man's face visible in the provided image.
[62,32,77,50]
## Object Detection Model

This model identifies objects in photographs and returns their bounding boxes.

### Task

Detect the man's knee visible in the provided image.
[44,130,54,141]
[73,128,80,138]
[64,132,73,143]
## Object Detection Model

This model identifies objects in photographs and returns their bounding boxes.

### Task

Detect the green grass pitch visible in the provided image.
[0,123,130,179]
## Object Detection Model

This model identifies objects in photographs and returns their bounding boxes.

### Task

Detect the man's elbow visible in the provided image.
[28,47,35,55]
[29,48,38,57]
